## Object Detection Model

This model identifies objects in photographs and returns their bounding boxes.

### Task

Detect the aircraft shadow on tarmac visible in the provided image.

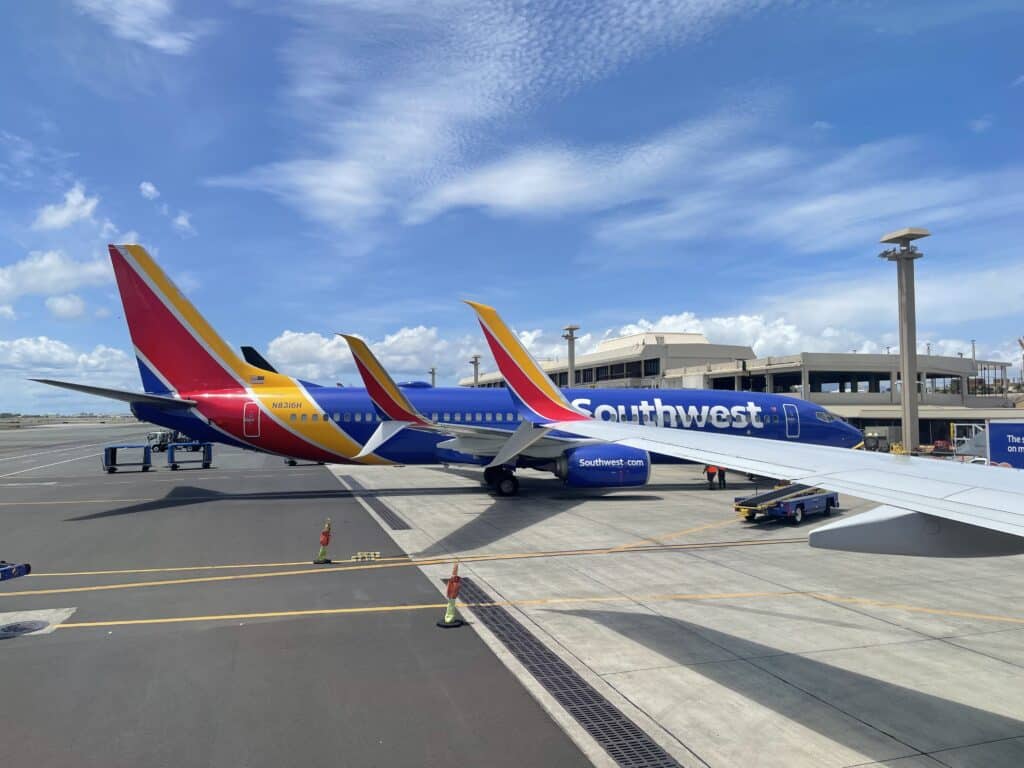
[63,483,483,521]
[553,608,1024,762]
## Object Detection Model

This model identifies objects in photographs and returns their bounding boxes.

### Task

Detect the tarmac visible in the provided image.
[0,424,588,767]
[2,423,1023,767]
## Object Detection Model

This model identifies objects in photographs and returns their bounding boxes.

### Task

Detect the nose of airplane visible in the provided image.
[840,421,863,447]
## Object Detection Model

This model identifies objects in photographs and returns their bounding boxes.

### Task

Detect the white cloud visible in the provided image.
[45,294,87,320]
[266,326,480,385]
[73,0,212,55]
[32,182,99,230]
[408,113,752,222]
[811,120,833,130]
[0,305,14,320]
[172,210,195,236]
[0,336,136,412]
[969,115,993,133]
[1012,74,1024,87]
[210,1,772,235]
[139,180,160,199]
[591,134,1024,254]
[94,307,111,319]
[0,250,112,304]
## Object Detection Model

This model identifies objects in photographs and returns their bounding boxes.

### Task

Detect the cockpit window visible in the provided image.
[815,411,845,423]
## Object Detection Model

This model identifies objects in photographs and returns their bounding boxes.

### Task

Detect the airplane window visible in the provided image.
[290,413,297,422]
[484,412,492,421]
[344,413,352,422]
[465,412,472,421]
[312,414,319,422]
[367,412,374,422]
[507,413,514,421]
[454,413,462,422]
[496,413,503,422]
[431,413,439,421]
[355,413,362,422]
[333,412,340,421]
[443,413,450,421]
[301,413,307,422]
[475,413,482,422]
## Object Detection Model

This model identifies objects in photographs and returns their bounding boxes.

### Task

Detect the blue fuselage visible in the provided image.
[135,384,862,466]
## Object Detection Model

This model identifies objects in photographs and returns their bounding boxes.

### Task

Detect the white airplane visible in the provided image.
[465,301,1024,558]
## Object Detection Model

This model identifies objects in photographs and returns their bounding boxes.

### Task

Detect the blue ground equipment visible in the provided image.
[102,444,153,473]
[0,561,31,581]
[734,484,839,524]
[167,441,213,470]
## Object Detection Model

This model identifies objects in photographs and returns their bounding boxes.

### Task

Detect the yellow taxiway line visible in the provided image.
[810,593,1024,626]
[59,590,796,630]
[55,588,1024,631]
[4,537,806,598]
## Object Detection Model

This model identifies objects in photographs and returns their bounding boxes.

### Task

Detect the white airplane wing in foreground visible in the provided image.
[466,301,1024,557]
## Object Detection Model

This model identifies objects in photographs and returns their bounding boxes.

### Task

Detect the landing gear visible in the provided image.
[285,458,298,466]
[484,466,519,497]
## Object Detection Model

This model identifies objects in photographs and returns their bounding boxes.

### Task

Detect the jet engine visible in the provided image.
[555,445,651,488]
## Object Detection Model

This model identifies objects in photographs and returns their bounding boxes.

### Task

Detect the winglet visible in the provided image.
[339,334,430,426]
[464,301,586,424]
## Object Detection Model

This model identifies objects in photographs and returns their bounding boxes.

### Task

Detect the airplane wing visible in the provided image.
[466,301,1024,557]
[31,379,197,409]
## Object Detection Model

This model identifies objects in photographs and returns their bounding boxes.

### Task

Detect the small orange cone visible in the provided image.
[313,518,332,564]
[437,562,464,628]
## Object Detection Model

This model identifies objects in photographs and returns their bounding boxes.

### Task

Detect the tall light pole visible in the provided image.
[879,227,929,454]
[428,367,437,387]
[468,355,480,387]
[562,324,580,386]
[1018,338,1024,388]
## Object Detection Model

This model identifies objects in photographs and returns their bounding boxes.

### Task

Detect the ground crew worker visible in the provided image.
[704,464,718,489]
[718,466,727,489]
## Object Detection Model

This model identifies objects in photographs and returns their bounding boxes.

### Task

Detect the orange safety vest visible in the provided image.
[706,465,718,475]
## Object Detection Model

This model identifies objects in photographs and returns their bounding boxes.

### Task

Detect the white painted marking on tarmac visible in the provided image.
[0,453,97,478]
[0,481,58,487]
[0,440,113,463]
[0,607,77,636]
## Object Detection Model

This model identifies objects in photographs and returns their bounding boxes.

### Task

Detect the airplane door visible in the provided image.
[243,402,261,438]
[783,403,799,439]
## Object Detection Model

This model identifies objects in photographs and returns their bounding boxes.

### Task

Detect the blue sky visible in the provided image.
[0,0,1021,412]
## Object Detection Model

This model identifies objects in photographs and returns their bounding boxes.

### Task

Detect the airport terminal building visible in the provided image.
[460,332,1017,444]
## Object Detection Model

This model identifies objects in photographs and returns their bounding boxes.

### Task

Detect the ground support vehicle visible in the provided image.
[167,442,213,470]
[735,484,839,524]
[102,444,153,473]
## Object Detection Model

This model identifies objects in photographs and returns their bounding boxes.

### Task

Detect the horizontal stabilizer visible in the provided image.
[356,421,412,458]
[31,379,196,408]
[809,505,1024,557]
[486,420,551,468]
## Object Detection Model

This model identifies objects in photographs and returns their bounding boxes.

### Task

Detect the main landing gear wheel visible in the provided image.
[792,505,804,525]
[483,466,503,486]
[495,471,519,497]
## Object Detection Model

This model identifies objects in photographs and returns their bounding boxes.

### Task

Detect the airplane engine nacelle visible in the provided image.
[556,445,651,488]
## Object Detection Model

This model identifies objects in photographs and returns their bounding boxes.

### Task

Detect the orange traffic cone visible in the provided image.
[313,518,332,564]
[437,562,464,628]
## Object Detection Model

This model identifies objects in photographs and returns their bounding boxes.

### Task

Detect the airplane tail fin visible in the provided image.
[339,334,429,426]
[109,244,260,395]
[464,301,586,424]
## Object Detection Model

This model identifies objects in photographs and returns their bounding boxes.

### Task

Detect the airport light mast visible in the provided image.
[428,367,437,387]
[879,227,929,455]
[469,355,481,387]
[562,324,580,387]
